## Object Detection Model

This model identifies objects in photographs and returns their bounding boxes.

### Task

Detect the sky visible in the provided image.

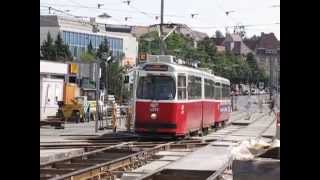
[40,0,280,39]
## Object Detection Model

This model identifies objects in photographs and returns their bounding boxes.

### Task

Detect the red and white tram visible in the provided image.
[134,56,231,137]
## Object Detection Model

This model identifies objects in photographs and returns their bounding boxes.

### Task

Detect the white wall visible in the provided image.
[40,78,64,120]
[40,61,68,75]
[122,36,138,66]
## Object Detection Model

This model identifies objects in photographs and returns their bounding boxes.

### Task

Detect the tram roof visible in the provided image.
[138,61,230,85]
[214,76,230,85]
[139,61,212,76]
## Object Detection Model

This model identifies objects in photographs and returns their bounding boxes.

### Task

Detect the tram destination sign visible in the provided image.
[143,64,168,71]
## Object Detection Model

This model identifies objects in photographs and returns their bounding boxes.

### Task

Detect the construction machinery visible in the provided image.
[58,96,89,123]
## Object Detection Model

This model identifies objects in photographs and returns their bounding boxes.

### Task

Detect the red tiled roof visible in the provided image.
[257,33,280,50]
[243,39,259,51]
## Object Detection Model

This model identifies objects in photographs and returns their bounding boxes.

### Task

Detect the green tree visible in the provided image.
[54,32,72,61]
[215,30,224,38]
[96,38,112,90]
[80,53,95,62]
[96,38,111,60]
[246,52,258,70]
[138,31,161,55]
[40,32,56,60]
[80,41,96,62]
[87,40,94,55]
[246,52,259,88]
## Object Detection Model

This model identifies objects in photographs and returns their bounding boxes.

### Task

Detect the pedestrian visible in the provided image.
[269,95,275,116]
[87,104,91,122]
[245,96,252,119]
[258,95,263,113]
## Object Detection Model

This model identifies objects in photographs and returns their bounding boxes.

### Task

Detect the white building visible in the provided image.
[40,60,69,120]
[40,15,138,67]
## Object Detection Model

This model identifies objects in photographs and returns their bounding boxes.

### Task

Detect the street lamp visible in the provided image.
[94,54,113,132]
[230,64,239,111]
[265,49,277,100]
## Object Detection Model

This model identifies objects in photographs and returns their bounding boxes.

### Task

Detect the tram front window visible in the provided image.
[137,76,176,100]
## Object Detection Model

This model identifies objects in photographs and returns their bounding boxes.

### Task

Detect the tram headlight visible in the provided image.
[150,113,157,120]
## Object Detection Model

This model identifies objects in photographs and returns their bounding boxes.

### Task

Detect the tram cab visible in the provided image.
[134,55,231,137]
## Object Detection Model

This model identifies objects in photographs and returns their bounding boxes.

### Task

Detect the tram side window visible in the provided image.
[222,84,226,99]
[177,75,186,100]
[188,76,202,99]
[205,79,215,99]
[215,82,221,100]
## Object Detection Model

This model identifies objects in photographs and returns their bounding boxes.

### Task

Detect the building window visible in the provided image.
[85,34,89,46]
[70,32,74,45]
[92,35,96,48]
[75,32,79,45]
[79,33,84,47]
[177,75,186,100]
[63,31,67,43]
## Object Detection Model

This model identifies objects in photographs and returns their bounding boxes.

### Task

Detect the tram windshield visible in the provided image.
[137,76,176,100]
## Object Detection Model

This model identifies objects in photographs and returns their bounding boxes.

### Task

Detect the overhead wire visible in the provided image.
[41,2,277,28]
[41,1,279,36]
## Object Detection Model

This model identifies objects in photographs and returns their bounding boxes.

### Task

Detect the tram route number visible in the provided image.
[220,105,231,113]
[150,102,159,112]
[149,107,159,112]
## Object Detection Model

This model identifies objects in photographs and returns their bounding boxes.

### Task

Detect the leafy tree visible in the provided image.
[246,52,258,70]
[96,38,111,60]
[87,40,94,55]
[138,31,161,55]
[40,32,56,60]
[80,41,96,62]
[96,38,112,90]
[80,53,95,62]
[215,30,224,38]
[54,32,72,61]
[197,37,217,59]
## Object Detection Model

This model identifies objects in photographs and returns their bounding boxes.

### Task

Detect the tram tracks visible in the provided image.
[40,112,273,180]
[40,139,210,180]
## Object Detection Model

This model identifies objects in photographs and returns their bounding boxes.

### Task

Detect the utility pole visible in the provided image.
[269,53,273,100]
[159,0,165,55]
[95,61,100,133]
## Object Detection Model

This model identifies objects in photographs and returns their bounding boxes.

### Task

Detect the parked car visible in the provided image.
[243,90,249,95]
[259,90,266,94]
[251,89,257,95]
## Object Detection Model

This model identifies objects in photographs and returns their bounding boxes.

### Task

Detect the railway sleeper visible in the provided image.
[53,162,97,169]
[71,158,115,164]
[88,152,133,159]
[40,168,76,175]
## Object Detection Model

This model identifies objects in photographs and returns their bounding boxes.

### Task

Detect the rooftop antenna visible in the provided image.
[225,10,235,16]
[124,17,132,21]
[98,3,104,9]
[191,13,198,18]
[123,0,131,5]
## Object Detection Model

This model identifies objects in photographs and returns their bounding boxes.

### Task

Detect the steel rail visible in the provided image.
[47,142,174,180]
[40,142,131,167]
